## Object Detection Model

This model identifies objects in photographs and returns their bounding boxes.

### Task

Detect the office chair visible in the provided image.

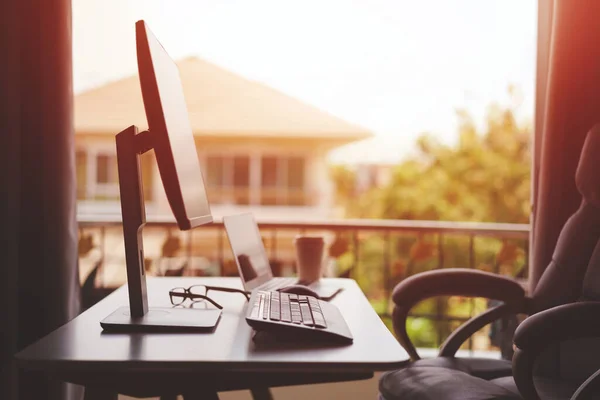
[379,126,600,399]
[570,364,600,400]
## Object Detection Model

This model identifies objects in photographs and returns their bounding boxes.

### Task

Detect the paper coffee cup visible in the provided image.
[294,235,325,284]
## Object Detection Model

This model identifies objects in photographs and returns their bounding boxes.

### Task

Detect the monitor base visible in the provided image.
[100,306,221,332]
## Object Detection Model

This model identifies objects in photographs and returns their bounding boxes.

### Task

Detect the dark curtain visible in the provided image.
[0,1,21,399]
[529,0,553,290]
[1,0,81,399]
[531,0,600,290]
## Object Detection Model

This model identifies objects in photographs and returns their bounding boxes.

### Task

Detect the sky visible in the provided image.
[73,0,537,164]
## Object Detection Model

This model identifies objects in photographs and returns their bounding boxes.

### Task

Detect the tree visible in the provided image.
[330,94,532,348]
[347,99,531,224]
[329,164,357,208]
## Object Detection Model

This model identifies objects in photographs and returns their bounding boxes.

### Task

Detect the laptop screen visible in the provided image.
[223,213,273,291]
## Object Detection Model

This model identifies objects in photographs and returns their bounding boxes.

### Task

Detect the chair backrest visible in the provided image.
[548,240,600,382]
[531,125,600,312]
[531,202,600,312]
[582,241,600,301]
[530,126,600,381]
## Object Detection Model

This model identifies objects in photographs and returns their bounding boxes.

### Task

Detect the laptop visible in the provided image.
[223,213,342,300]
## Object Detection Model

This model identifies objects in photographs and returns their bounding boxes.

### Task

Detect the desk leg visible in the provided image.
[83,387,118,400]
[250,388,273,400]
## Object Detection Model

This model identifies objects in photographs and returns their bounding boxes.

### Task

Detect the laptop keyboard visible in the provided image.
[249,291,327,328]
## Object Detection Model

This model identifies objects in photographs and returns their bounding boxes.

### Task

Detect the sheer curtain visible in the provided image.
[1,0,81,399]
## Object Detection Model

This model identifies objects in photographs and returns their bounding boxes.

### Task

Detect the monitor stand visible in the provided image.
[100,306,221,332]
[100,125,221,331]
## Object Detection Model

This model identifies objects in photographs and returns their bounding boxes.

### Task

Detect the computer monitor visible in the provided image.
[136,20,212,229]
[100,21,220,331]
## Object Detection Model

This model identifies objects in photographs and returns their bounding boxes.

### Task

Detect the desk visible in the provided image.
[16,277,408,399]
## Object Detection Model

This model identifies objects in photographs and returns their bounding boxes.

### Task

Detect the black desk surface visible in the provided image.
[16,277,408,376]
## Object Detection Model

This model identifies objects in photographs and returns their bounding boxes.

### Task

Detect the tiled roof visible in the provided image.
[75,57,372,143]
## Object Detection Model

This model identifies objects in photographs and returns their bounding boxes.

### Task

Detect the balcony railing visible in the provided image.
[78,213,529,355]
[205,187,316,206]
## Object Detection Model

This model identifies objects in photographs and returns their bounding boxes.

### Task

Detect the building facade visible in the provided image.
[74,57,371,221]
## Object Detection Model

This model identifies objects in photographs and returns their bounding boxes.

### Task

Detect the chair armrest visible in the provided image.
[513,302,600,400]
[571,368,600,400]
[514,302,600,351]
[439,302,527,357]
[392,269,527,307]
[391,269,528,360]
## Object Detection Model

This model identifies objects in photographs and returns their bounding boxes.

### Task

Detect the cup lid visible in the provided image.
[294,235,325,242]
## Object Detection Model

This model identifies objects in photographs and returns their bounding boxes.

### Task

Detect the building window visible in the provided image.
[205,155,251,205]
[260,156,278,206]
[204,154,307,206]
[206,156,224,187]
[260,156,306,206]
[287,157,305,206]
[96,154,117,184]
[233,156,250,205]
[140,152,154,202]
[233,156,250,187]
[76,150,87,200]
[94,153,119,200]
[206,155,225,204]
[75,150,154,203]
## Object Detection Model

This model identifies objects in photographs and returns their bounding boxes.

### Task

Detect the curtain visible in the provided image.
[529,0,553,290]
[1,0,81,399]
[0,1,21,398]
[531,0,600,290]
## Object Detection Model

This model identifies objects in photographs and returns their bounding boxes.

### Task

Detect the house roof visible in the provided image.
[75,57,372,143]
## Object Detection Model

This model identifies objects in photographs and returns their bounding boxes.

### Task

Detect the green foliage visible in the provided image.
[330,93,531,350]
[407,317,437,348]
[329,164,357,210]
[332,97,531,224]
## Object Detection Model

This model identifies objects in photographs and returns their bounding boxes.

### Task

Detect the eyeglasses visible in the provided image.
[169,285,250,309]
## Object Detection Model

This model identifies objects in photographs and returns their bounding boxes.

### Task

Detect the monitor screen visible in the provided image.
[136,20,212,230]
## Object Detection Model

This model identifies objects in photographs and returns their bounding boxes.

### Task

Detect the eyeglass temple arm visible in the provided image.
[169,291,224,308]
[205,285,251,298]
[200,295,223,310]
[183,293,223,309]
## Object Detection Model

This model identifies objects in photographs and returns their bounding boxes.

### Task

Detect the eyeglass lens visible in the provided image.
[170,287,187,305]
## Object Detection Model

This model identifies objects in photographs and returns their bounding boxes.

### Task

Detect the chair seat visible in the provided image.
[410,357,513,380]
[490,376,580,400]
[379,366,520,400]
[379,366,582,400]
